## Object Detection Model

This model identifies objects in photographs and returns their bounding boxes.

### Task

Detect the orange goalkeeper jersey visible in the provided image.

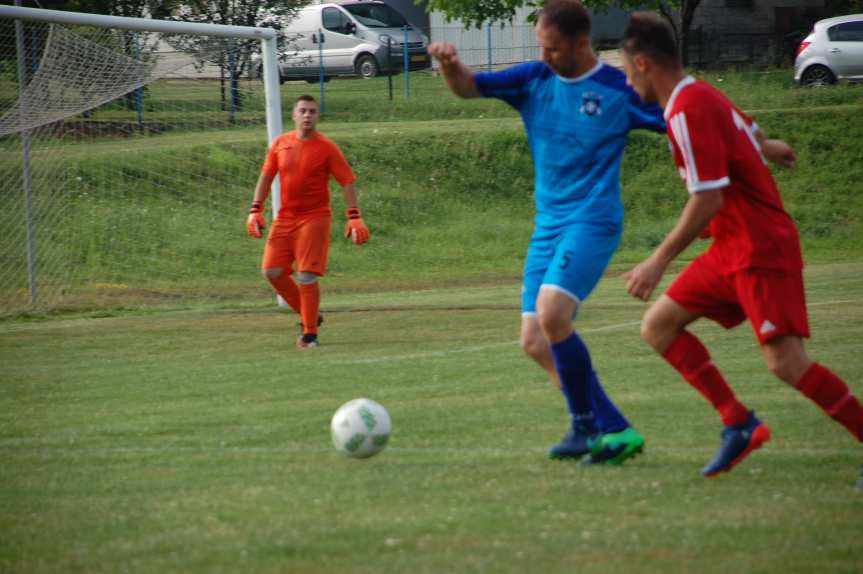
[261,130,356,219]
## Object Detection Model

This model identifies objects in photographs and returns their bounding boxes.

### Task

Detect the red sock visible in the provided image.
[797,363,863,443]
[662,331,750,426]
[267,272,301,314]
[299,282,321,336]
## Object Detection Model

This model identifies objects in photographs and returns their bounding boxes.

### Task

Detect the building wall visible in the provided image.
[692,0,826,32]
[430,8,539,67]
[428,6,630,67]
[688,0,827,66]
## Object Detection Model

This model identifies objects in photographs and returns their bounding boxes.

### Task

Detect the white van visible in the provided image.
[275,0,430,81]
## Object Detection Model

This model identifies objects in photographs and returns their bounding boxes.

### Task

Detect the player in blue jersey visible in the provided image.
[429,0,665,464]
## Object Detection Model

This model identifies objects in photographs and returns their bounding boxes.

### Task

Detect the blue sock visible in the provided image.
[589,370,630,434]
[551,332,630,434]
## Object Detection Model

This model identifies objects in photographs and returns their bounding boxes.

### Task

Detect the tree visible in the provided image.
[826,0,863,13]
[37,1,306,112]
[425,0,703,66]
[170,0,307,113]
[34,0,172,18]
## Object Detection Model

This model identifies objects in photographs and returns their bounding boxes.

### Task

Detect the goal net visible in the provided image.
[0,9,282,315]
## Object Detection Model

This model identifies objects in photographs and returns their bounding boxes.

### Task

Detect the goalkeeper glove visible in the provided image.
[344,207,369,245]
[247,201,266,238]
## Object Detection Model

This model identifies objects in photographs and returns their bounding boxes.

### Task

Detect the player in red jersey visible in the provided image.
[619,12,863,482]
[247,95,369,349]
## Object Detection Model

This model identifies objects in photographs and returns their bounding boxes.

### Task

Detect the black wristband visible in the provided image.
[347,207,361,220]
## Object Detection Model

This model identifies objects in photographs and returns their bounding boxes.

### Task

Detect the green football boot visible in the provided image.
[580,427,645,466]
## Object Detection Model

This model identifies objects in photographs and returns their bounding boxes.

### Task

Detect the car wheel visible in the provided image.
[356,55,379,79]
[800,64,836,86]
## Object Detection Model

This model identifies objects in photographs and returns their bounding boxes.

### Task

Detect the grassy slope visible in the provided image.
[0,70,861,317]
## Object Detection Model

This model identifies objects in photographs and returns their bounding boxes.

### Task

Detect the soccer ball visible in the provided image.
[330,398,391,458]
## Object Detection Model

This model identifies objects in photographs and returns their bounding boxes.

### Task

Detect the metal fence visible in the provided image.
[432,23,541,69]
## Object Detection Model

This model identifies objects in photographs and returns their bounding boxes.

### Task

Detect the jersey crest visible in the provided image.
[580,91,603,116]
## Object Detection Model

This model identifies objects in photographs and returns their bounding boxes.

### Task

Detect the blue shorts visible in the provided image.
[522,222,621,314]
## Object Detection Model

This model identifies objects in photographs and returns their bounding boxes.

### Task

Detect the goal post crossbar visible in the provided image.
[0,5,277,40]
[0,4,283,163]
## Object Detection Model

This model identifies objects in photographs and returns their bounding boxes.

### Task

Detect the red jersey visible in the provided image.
[261,130,355,219]
[664,77,802,272]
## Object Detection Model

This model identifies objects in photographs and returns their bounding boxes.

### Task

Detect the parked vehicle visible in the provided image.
[794,14,863,86]
[262,1,430,82]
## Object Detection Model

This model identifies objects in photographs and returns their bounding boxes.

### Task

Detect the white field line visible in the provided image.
[0,445,858,458]
[3,301,859,460]
[332,295,862,365]
[809,299,860,307]
[331,321,644,366]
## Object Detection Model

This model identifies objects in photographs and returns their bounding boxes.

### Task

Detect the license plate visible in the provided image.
[410,55,427,62]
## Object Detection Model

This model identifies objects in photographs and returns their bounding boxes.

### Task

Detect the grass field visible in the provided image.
[1,262,862,573]
[2,61,863,572]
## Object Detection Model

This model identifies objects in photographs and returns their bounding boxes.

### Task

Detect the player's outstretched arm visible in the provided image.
[755,129,795,168]
[428,43,481,99]
[624,189,723,301]
[246,172,273,238]
[341,182,369,245]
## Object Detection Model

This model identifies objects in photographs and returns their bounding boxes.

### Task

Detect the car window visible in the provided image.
[342,4,408,28]
[827,21,863,42]
[322,7,350,34]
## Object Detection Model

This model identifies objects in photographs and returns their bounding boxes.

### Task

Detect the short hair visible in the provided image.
[538,0,591,39]
[621,12,680,67]
[295,95,317,105]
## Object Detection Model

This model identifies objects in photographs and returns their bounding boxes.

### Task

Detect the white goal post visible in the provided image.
[0,5,283,146]
[0,5,285,312]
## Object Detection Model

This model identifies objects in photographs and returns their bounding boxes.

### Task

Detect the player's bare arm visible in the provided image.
[755,128,796,168]
[252,171,275,206]
[625,189,723,301]
[341,181,360,210]
[341,182,370,245]
[246,171,275,238]
[428,43,481,99]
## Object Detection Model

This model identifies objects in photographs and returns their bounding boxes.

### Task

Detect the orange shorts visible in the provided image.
[667,255,810,345]
[262,215,331,276]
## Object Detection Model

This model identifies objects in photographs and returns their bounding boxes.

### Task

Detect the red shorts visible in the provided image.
[666,254,809,344]
[262,215,331,276]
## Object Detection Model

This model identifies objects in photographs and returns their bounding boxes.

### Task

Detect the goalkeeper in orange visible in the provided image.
[246,95,369,349]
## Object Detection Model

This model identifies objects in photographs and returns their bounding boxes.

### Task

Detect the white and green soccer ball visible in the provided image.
[330,398,391,458]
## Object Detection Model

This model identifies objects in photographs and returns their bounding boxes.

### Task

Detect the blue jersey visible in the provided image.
[475,61,665,229]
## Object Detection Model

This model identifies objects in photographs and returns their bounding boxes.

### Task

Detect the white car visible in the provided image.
[794,14,863,85]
